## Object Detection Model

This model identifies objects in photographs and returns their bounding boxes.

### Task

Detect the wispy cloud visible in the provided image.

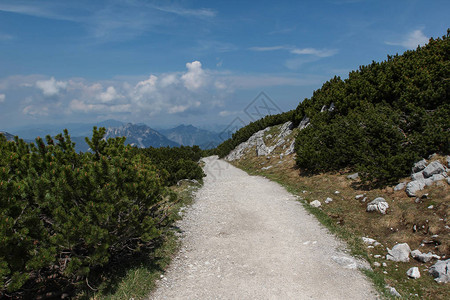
[151,5,216,18]
[249,45,338,58]
[249,46,287,51]
[386,29,429,49]
[290,48,337,57]
[0,1,216,43]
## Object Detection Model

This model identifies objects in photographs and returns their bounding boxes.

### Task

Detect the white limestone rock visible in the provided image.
[325,197,333,204]
[386,243,411,262]
[309,200,321,208]
[386,285,401,297]
[276,121,293,139]
[362,237,381,247]
[366,197,389,214]
[429,259,450,283]
[406,180,425,197]
[411,171,424,181]
[284,140,295,155]
[432,174,446,182]
[411,249,440,263]
[406,267,420,279]
[347,173,359,180]
[423,161,446,178]
[298,116,310,130]
[394,182,406,191]
[412,159,427,173]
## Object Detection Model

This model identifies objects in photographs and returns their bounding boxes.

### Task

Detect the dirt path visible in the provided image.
[149,156,378,299]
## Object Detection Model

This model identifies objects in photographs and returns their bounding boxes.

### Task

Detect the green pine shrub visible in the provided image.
[294,30,449,186]
[136,145,205,185]
[0,127,174,296]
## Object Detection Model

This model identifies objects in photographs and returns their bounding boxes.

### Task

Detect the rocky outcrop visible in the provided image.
[366,197,389,214]
[393,182,406,191]
[429,259,450,283]
[226,121,297,161]
[412,159,427,173]
[411,249,440,263]
[406,267,420,279]
[362,237,381,247]
[225,128,270,161]
[404,158,448,197]
[298,116,310,130]
[347,173,359,180]
[423,161,446,178]
[309,200,321,208]
[386,243,411,262]
[405,180,426,197]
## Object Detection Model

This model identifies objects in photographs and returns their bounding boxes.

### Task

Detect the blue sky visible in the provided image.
[0,0,448,131]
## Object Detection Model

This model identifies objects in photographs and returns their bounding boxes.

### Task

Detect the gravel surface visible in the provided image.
[149,156,378,300]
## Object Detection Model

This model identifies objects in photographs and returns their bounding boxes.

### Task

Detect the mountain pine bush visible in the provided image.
[0,127,181,296]
[294,30,449,185]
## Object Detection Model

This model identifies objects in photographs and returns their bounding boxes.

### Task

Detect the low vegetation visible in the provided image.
[0,127,204,298]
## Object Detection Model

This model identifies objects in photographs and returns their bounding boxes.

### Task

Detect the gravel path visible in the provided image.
[149,156,378,300]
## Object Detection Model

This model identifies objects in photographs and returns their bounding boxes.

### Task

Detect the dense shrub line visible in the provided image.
[294,30,449,185]
[212,110,295,158]
[134,145,205,186]
[0,127,204,297]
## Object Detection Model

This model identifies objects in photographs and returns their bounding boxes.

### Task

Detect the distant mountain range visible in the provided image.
[105,123,179,148]
[2,120,222,151]
[159,124,221,149]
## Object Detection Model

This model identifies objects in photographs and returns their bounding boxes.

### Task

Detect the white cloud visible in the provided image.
[219,110,240,117]
[35,77,67,97]
[249,45,337,58]
[386,29,429,49]
[249,46,286,51]
[1,60,324,126]
[214,81,226,89]
[152,5,216,18]
[0,94,5,103]
[160,74,178,87]
[23,105,49,116]
[98,86,121,103]
[135,75,158,96]
[181,61,205,91]
[290,48,338,57]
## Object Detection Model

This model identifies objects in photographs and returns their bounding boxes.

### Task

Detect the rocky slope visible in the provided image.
[104,123,179,148]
